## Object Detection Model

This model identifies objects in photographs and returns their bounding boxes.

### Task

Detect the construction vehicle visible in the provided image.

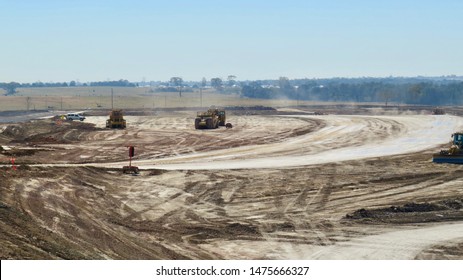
[432,107,445,115]
[106,109,126,129]
[217,110,226,126]
[195,108,221,129]
[432,132,463,164]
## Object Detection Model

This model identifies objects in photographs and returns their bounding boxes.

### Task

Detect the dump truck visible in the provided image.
[432,132,463,164]
[106,109,126,129]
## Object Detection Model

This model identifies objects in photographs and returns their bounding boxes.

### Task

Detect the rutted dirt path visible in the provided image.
[137,115,463,170]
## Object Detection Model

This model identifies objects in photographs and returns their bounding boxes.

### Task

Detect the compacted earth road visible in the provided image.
[1,107,463,259]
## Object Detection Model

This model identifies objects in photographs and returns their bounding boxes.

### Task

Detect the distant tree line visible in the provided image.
[88,79,136,87]
[1,79,137,96]
[3,76,463,105]
[241,77,463,106]
[153,86,193,93]
[0,79,136,92]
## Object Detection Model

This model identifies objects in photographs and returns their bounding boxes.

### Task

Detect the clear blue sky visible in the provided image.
[1,0,462,83]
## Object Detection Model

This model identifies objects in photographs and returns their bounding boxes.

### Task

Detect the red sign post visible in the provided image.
[11,157,17,171]
[123,146,139,174]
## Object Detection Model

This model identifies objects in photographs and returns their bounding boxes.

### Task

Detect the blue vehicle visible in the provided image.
[432,132,463,164]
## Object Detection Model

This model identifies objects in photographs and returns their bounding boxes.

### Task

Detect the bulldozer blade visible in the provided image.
[432,154,463,164]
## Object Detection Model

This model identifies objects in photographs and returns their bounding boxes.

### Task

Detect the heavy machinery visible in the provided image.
[217,110,226,126]
[106,109,126,129]
[195,108,225,129]
[432,132,463,164]
[432,107,445,115]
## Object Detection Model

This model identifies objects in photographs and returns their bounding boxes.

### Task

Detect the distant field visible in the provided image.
[0,87,308,111]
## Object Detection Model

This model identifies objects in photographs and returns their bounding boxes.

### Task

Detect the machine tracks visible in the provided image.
[3,113,463,259]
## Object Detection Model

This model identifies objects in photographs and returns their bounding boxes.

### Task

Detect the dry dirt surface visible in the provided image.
[1,108,463,259]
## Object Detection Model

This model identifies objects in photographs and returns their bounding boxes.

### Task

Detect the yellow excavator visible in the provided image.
[433,132,463,164]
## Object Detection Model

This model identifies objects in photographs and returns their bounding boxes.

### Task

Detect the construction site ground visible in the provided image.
[1,105,463,260]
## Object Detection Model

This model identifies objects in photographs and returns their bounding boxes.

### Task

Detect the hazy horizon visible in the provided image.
[3,75,463,85]
[1,0,462,83]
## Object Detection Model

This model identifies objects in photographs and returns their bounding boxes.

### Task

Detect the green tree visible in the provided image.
[408,83,424,104]
[170,77,183,97]
[201,77,207,88]
[378,90,395,107]
[227,75,237,87]
[278,77,290,89]
[211,78,223,91]
[278,77,296,99]
[2,82,20,95]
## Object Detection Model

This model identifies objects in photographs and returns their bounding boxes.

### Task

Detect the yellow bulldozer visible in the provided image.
[106,109,126,129]
[195,108,226,129]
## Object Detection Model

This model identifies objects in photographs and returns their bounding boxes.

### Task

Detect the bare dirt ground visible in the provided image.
[1,105,463,259]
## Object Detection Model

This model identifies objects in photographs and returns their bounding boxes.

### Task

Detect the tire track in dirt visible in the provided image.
[2,167,193,259]
[143,115,463,170]
[318,171,463,218]
[4,113,463,259]
[307,222,463,259]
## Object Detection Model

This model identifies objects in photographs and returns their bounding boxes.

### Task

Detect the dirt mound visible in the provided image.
[345,198,463,224]
[225,105,276,111]
[1,119,100,145]
[224,105,277,115]
[1,148,40,157]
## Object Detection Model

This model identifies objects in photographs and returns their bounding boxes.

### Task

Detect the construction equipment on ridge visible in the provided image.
[432,132,463,164]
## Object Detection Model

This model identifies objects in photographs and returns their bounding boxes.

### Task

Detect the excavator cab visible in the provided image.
[452,133,463,148]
